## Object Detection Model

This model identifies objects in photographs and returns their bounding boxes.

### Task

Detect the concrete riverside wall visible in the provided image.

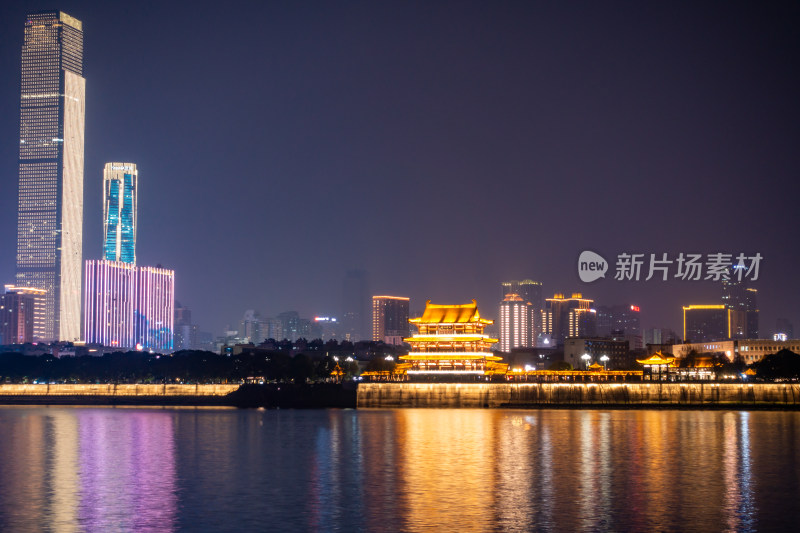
[357,382,800,408]
[0,384,240,397]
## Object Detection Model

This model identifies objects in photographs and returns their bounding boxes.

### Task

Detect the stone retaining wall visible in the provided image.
[357,382,800,408]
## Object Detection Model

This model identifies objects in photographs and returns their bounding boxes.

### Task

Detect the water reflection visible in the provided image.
[0,407,177,532]
[78,410,177,531]
[0,407,798,531]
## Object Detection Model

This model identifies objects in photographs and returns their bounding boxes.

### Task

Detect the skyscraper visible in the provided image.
[174,301,196,350]
[103,163,138,264]
[241,310,263,343]
[16,11,85,341]
[501,279,543,343]
[542,293,596,345]
[372,296,410,344]
[722,277,758,339]
[342,270,369,341]
[499,293,531,352]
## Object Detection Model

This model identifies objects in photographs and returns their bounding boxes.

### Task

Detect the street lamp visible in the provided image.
[581,353,591,370]
[385,355,394,361]
[600,354,609,370]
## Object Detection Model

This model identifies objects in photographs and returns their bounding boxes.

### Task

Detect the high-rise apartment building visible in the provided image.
[501,280,543,309]
[0,291,35,344]
[542,293,596,345]
[276,311,301,342]
[4,285,47,341]
[501,279,543,342]
[499,293,531,352]
[103,163,137,263]
[241,310,263,344]
[372,296,410,345]
[16,11,85,341]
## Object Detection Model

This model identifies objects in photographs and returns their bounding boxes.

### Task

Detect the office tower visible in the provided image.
[84,261,174,351]
[4,285,47,340]
[277,311,301,342]
[313,316,340,341]
[84,260,136,348]
[342,270,369,341]
[501,279,543,340]
[372,296,410,345]
[297,318,315,340]
[596,305,642,337]
[542,293,595,345]
[499,293,531,352]
[174,301,196,350]
[134,266,175,351]
[722,278,759,339]
[264,317,283,341]
[596,304,643,348]
[103,163,137,263]
[682,305,740,342]
[240,310,263,344]
[0,291,35,344]
[16,11,85,341]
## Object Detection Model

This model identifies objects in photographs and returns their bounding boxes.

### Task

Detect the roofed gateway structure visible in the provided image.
[400,300,506,377]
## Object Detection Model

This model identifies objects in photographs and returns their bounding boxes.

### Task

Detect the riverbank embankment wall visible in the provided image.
[357,382,800,408]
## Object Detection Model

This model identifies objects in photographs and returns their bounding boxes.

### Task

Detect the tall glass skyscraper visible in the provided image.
[16,11,85,341]
[103,163,138,263]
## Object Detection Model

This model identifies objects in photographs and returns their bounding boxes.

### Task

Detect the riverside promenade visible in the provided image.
[357,382,800,409]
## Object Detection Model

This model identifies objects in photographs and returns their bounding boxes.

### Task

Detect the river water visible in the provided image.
[0,407,798,532]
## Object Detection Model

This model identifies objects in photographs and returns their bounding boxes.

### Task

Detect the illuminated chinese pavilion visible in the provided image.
[400,300,505,376]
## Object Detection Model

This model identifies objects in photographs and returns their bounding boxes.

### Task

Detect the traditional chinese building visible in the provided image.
[636,352,675,381]
[400,300,505,376]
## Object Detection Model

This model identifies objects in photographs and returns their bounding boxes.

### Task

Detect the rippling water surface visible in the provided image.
[0,407,798,532]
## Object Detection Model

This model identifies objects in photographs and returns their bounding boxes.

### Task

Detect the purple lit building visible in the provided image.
[134,266,174,351]
[84,260,174,351]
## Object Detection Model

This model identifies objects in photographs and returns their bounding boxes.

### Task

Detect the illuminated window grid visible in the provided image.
[16,11,84,341]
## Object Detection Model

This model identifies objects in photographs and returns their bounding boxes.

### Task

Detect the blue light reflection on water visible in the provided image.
[0,407,798,532]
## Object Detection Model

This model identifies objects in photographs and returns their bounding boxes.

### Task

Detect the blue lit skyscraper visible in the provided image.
[85,161,174,351]
[103,162,137,263]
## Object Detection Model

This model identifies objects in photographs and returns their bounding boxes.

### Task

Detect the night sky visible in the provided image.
[1,1,799,337]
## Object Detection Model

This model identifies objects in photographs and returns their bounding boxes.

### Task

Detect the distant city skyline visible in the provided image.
[1,2,798,339]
